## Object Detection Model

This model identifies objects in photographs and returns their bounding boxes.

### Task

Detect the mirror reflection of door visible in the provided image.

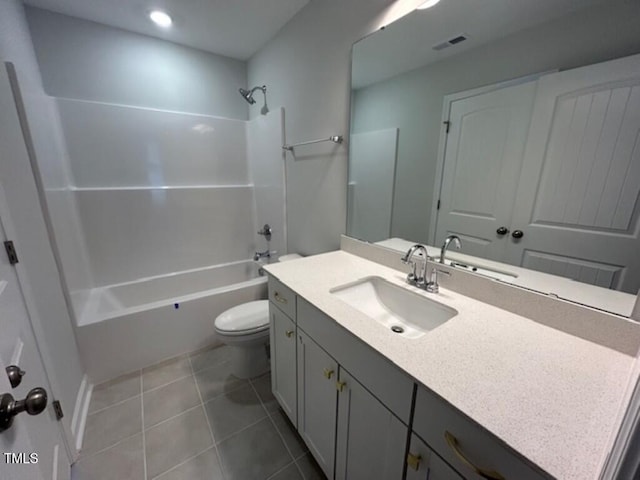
[434,79,537,261]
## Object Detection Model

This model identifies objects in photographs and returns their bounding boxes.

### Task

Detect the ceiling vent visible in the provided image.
[432,33,469,51]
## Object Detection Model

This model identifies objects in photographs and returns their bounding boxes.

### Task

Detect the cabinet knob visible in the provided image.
[496,226,509,236]
[285,330,294,338]
[511,230,524,239]
[407,452,422,471]
[323,368,334,379]
[274,292,288,304]
[336,381,347,392]
[444,431,505,480]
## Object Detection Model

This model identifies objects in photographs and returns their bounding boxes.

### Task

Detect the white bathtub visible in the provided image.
[74,260,267,383]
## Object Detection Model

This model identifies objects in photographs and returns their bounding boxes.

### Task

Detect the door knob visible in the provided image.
[511,230,524,239]
[496,226,509,236]
[0,387,48,433]
[5,366,25,388]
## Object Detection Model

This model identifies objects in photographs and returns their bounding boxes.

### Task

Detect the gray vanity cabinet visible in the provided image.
[335,368,407,480]
[297,329,339,479]
[269,304,297,426]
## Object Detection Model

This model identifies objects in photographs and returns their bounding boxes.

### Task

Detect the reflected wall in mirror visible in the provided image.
[348,0,640,316]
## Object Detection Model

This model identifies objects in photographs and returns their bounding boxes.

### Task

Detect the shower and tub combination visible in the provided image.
[44,87,287,383]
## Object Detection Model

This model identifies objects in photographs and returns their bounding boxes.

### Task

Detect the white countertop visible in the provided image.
[375,237,637,318]
[265,250,638,480]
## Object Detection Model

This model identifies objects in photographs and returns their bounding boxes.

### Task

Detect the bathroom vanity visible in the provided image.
[264,243,640,480]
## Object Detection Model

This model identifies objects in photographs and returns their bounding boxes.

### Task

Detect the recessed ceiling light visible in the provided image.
[417,0,441,9]
[149,10,172,28]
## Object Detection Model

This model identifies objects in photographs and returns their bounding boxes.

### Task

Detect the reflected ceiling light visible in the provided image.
[149,10,172,27]
[417,0,441,9]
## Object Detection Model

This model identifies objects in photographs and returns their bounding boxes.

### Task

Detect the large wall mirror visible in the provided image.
[348,0,640,317]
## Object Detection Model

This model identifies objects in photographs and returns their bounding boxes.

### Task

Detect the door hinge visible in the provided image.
[437,200,441,210]
[443,120,451,133]
[52,400,64,421]
[4,241,19,265]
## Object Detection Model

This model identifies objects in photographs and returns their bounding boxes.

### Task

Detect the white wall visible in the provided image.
[352,1,640,243]
[26,7,249,120]
[247,0,394,255]
[0,0,84,447]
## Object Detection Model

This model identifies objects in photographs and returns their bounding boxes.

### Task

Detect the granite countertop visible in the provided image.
[264,250,638,480]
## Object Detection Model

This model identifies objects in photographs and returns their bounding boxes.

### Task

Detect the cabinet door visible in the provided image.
[405,434,463,480]
[297,329,339,479]
[335,369,407,480]
[270,305,297,426]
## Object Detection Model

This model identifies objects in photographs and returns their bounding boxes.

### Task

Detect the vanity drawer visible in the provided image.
[413,386,550,480]
[297,297,414,423]
[268,276,296,320]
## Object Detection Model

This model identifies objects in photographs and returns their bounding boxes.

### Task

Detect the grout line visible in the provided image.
[142,371,194,395]
[189,355,226,480]
[141,373,148,480]
[87,392,142,416]
[265,459,296,480]
[143,404,203,432]
[151,446,216,480]
[214,414,269,446]
[79,430,143,459]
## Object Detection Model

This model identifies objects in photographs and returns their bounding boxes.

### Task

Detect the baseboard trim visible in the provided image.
[70,374,92,451]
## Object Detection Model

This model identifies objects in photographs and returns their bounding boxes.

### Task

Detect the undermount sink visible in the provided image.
[330,276,457,339]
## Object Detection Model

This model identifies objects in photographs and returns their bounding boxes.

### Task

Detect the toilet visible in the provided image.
[214,254,302,379]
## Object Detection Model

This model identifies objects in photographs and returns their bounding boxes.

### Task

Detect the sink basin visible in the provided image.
[330,276,457,338]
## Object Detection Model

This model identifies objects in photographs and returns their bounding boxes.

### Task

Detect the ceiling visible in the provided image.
[352,0,612,88]
[22,0,310,60]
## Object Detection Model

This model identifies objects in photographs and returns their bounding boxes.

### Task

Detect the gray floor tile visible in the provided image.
[268,462,303,480]
[82,396,142,456]
[154,447,223,480]
[251,373,279,413]
[271,409,308,459]
[194,361,247,401]
[143,376,200,429]
[218,417,292,480]
[75,434,144,480]
[296,453,326,480]
[190,345,232,373]
[90,372,141,414]
[204,384,267,442]
[145,406,213,479]
[142,356,192,392]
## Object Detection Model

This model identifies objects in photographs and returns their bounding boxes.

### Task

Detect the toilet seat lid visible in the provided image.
[214,300,269,333]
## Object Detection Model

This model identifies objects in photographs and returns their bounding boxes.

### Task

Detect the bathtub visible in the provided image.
[74,260,267,383]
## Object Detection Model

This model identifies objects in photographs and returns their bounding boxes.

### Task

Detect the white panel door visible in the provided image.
[505,54,640,293]
[0,206,69,480]
[347,129,398,242]
[435,81,537,260]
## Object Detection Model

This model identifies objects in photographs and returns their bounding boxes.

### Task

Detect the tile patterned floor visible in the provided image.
[73,345,325,480]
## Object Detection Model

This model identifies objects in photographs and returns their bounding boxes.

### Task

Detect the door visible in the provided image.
[405,433,463,480]
[269,305,297,426]
[434,80,537,260]
[334,368,406,480]
[504,54,640,293]
[0,204,70,480]
[297,329,338,479]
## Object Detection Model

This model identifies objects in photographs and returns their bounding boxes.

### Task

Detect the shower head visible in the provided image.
[239,85,267,112]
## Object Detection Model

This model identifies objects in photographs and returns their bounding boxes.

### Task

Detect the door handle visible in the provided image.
[0,387,48,433]
[511,230,524,239]
[496,226,509,236]
[5,366,25,389]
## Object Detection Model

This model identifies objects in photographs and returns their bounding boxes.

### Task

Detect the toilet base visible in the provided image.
[229,343,270,379]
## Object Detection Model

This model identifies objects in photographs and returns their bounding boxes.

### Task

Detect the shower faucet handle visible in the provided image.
[257,224,272,241]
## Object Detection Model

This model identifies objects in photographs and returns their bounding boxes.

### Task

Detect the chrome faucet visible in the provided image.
[401,244,429,288]
[440,235,461,264]
[253,249,270,261]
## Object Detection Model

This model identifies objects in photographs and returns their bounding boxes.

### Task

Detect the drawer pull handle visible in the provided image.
[323,368,334,379]
[285,330,294,338]
[336,381,347,392]
[407,452,421,471]
[444,431,505,480]
[274,292,288,304]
